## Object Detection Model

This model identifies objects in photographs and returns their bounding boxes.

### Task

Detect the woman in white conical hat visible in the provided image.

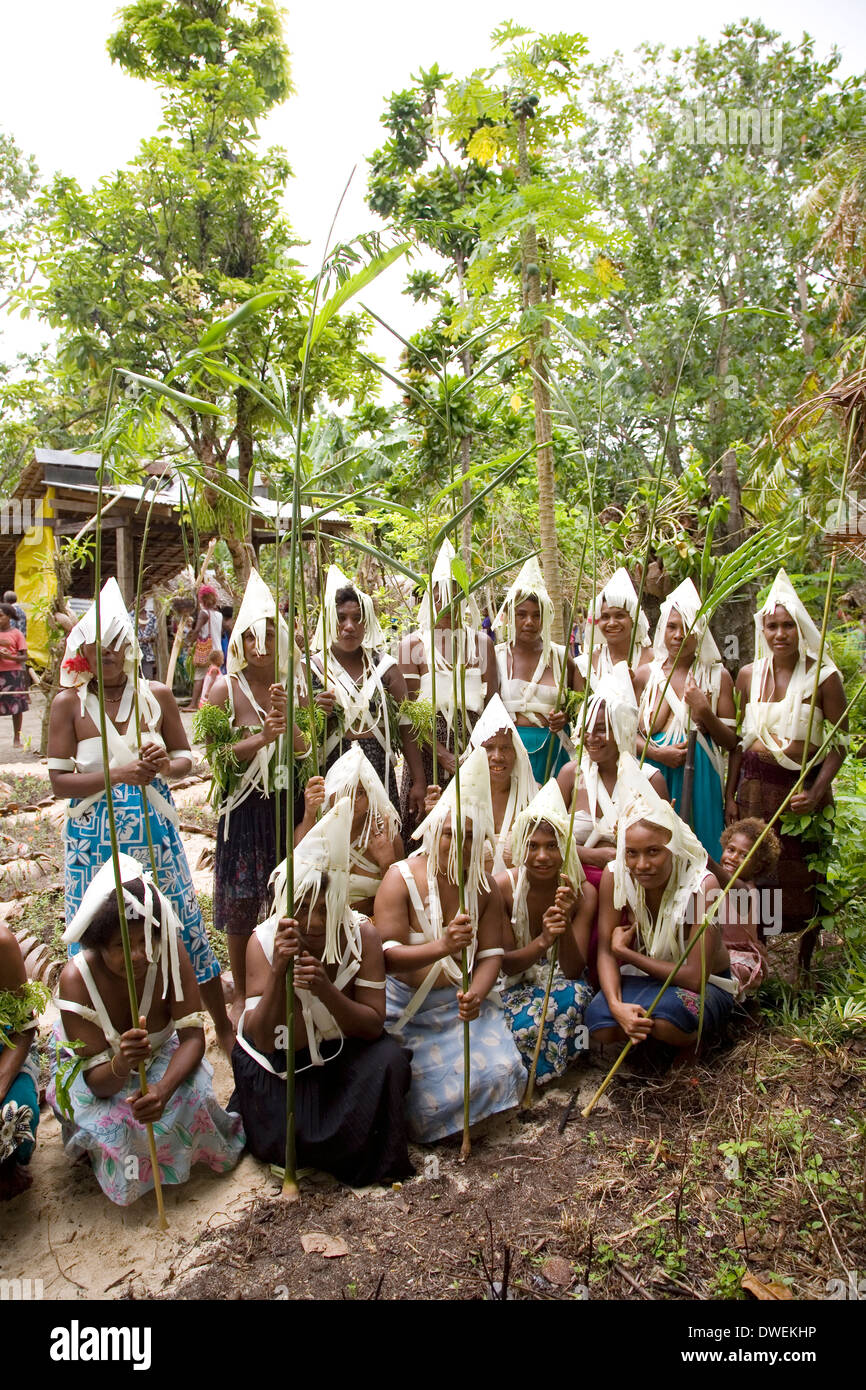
[296,742,404,915]
[374,746,524,1143]
[396,538,498,842]
[202,567,316,1010]
[634,577,737,860]
[47,854,244,1205]
[576,567,653,691]
[231,798,414,1186]
[496,779,596,1085]
[558,664,669,988]
[727,569,847,969]
[493,554,580,782]
[310,564,426,820]
[47,578,234,1056]
[585,773,736,1055]
[425,693,538,872]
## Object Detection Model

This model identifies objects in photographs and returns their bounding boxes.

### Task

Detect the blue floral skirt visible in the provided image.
[64,782,221,985]
[501,966,593,1083]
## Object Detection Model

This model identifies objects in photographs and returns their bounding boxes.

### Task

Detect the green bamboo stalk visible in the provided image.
[522,410,600,1109]
[94,371,166,1229]
[579,678,866,1119]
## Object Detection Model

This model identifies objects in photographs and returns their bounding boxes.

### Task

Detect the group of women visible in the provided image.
[0,549,845,1206]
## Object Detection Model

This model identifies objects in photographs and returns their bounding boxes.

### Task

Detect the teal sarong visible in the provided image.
[645,732,724,861]
[517,725,570,783]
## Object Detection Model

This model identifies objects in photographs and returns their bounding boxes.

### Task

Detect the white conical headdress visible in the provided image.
[754,568,832,668]
[585,567,651,667]
[583,660,639,756]
[268,796,353,965]
[418,538,482,634]
[579,662,661,840]
[227,568,293,682]
[653,577,721,673]
[511,777,584,889]
[323,742,400,849]
[468,692,537,872]
[411,744,495,938]
[493,555,554,665]
[60,578,160,722]
[612,766,707,962]
[508,778,584,957]
[63,851,185,1003]
[312,563,385,654]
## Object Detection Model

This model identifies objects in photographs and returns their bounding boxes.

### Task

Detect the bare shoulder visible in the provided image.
[735,663,753,690]
[51,688,79,717]
[57,959,88,1004]
[0,924,26,985]
[205,675,230,708]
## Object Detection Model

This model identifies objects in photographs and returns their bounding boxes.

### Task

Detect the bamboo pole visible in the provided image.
[94,372,166,1229]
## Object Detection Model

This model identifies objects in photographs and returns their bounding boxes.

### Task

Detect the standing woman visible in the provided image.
[726,569,847,968]
[494,556,579,782]
[310,564,426,818]
[635,578,737,860]
[0,603,29,748]
[397,538,497,841]
[46,579,233,1054]
[577,568,652,691]
[188,584,223,710]
[202,570,312,1010]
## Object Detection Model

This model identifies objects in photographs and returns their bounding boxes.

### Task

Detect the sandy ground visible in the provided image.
[0,691,279,1298]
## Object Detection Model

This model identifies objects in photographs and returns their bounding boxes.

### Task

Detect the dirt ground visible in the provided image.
[2,696,865,1302]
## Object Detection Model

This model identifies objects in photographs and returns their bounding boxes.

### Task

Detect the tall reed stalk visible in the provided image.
[93,371,167,1228]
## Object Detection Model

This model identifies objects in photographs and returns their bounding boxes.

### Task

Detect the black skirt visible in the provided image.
[214,789,304,937]
[229,1034,415,1187]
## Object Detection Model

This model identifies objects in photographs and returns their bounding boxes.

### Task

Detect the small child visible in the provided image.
[199,649,224,707]
[712,818,781,998]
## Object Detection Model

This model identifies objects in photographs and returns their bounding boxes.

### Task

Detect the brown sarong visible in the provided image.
[734,749,826,933]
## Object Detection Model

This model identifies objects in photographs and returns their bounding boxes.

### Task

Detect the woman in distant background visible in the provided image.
[188,585,223,710]
[0,603,29,748]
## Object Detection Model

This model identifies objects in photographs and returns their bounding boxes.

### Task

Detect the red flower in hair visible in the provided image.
[63,653,92,674]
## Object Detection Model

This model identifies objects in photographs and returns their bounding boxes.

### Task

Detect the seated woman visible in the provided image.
[296,742,404,916]
[711,818,781,999]
[577,568,652,691]
[497,780,596,1084]
[426,694,537,873]
[586,780,737,1055]
[558,664,669,892]
[230,798,413,1187]
[0,926,43,1201]
[635,578,737,860]
[375,746,524,1143]
[48,855,244,1206]
[494,556,579,781]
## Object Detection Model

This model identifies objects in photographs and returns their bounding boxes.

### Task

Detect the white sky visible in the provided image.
[1,0,864,367]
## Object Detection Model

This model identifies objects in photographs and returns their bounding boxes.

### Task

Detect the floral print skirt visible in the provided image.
[501,966,593,1083]
[47,1026,245,1206]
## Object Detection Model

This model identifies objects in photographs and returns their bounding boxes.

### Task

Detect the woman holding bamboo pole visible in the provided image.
[375,747,523,1143]
[493,556,579,782]
[585,778,736,1056]
[635,578,737,859]
[423,694,536,873]
[201,570,317,1011]
[296,743,404,916]
[497,780,595,1085]
[47,579,233,1054]
[726,570,847,969]
[230,799,413,1187]
[559,664,670,889]
[48,855,244,1206]
[310,564,426,816]
[576,568,653,691]
[397,539,497,841]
